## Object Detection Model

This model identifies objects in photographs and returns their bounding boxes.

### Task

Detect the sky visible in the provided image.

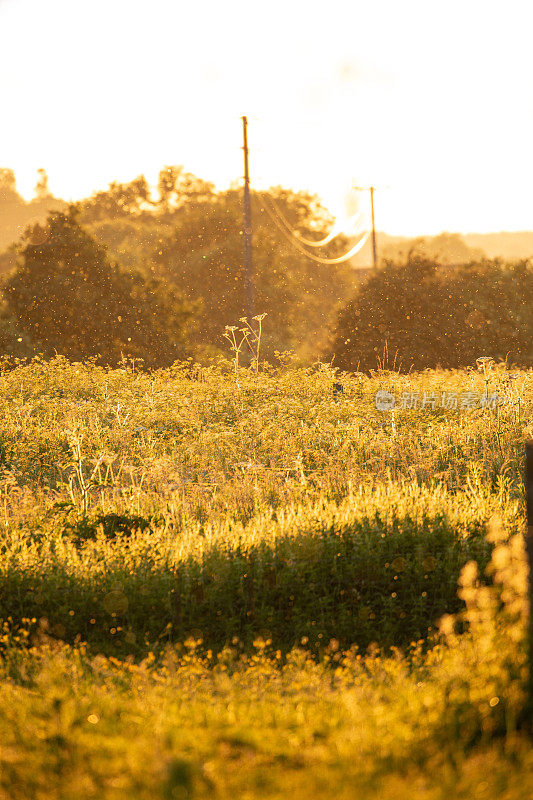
[0,0,532,236]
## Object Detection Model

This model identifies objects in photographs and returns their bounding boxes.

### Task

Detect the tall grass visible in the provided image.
[0,355,531,798]
[0,512,530,799]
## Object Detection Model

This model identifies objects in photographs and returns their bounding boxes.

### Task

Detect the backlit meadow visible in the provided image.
[0,353,531,798]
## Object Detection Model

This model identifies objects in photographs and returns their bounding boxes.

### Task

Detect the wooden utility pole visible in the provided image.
[354,184,378,269]
[242,116,254,318]
[370,186,377,269]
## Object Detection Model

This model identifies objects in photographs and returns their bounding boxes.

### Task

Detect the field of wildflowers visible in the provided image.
[0,354,531,798]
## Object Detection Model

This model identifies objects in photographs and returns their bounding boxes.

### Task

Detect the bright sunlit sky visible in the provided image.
[0,0,532,236]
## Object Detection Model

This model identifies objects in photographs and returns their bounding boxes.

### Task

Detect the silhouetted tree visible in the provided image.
[3,208,197,367]
[328,256,533,372]
[0,169,17,200]
[78,176,153,222]
[0,167,66,251]
[156,165,214,215]
[34,168,51,200]
[151,186,355,358]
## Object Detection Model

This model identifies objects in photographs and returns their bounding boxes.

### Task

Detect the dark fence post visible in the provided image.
[526,440,533,721]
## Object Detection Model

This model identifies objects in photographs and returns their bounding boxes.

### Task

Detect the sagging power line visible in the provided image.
[240,118,376,303]
[265,190,366,248]
[255,191,370,264]
[294,209,363,247]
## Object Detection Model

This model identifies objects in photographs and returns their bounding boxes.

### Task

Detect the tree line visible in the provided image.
[0,166,531,372]
[0,167,355,366]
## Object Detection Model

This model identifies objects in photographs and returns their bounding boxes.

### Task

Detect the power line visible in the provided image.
[263,190,365,247]
[257,192,370,264]
[259,189,366,248]
[239,118,371,267]
[294,210,363,247]
[254,192,370,264]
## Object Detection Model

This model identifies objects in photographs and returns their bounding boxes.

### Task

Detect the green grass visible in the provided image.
[0,355,531,798]
[0,481,517,657]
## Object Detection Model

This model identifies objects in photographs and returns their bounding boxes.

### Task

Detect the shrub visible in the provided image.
[329,256,533,373]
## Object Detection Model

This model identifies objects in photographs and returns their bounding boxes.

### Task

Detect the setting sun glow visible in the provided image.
[0,0,532,236]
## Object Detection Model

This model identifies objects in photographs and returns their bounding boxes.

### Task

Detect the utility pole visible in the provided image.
[354,184,378,269]
[370,186,377,269]
[242,115,254,318]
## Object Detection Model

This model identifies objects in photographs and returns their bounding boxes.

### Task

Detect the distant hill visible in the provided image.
[348,230,533,270]
[348,231,485,270]
[462,232,533,260]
